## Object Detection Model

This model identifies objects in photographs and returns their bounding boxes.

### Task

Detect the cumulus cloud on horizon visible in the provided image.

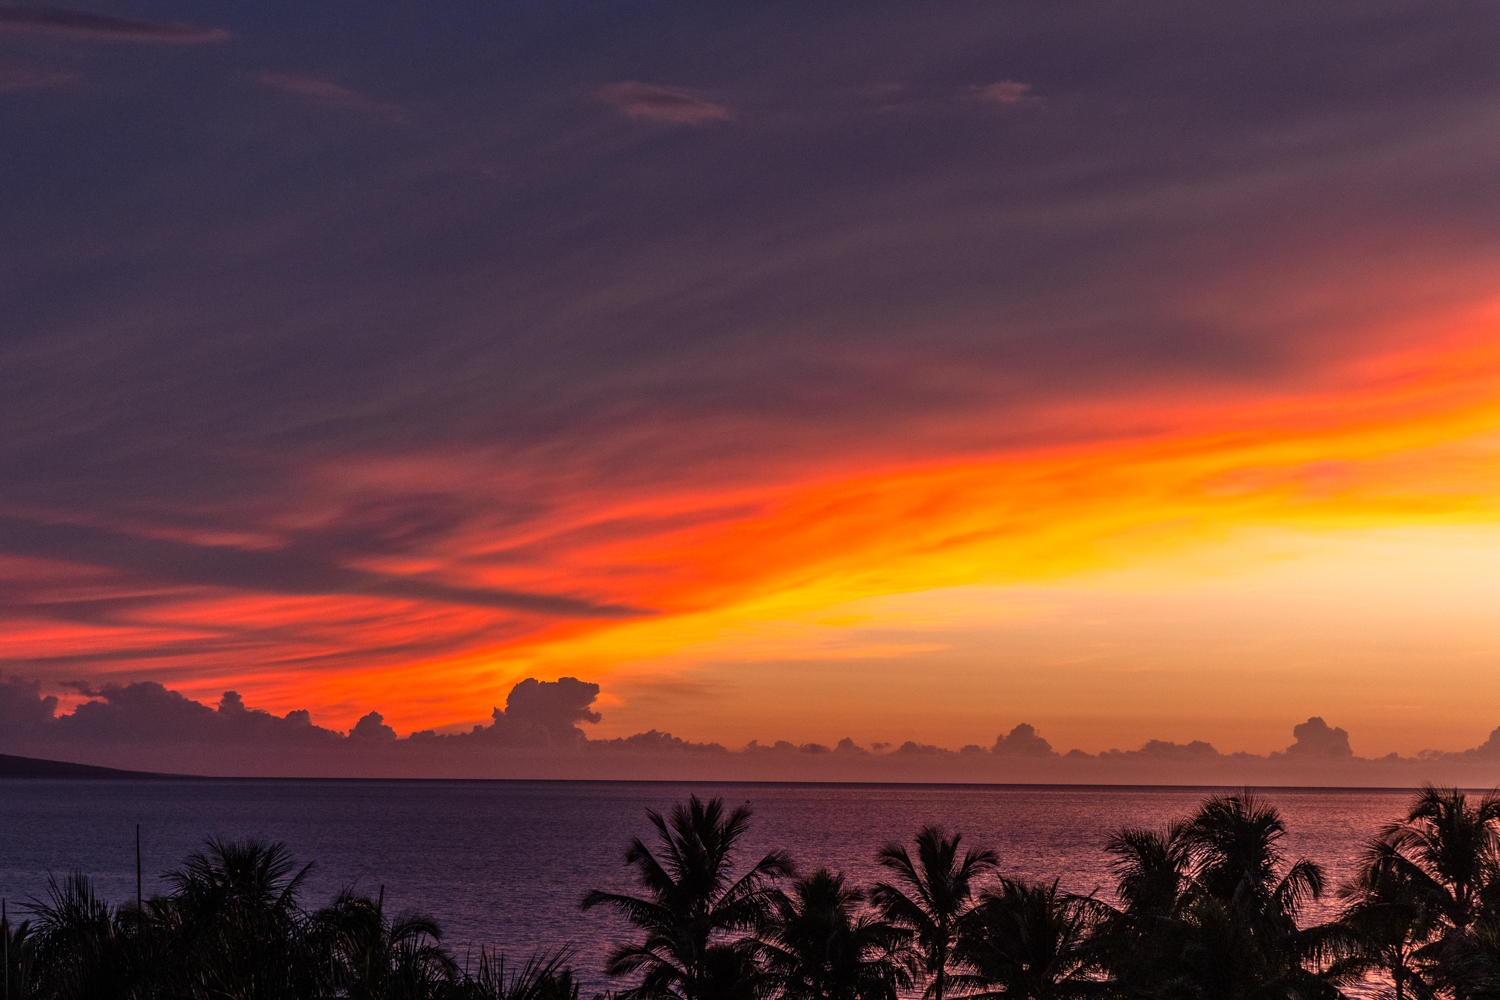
[1280,716,1354,758]
[6,673,1500,782]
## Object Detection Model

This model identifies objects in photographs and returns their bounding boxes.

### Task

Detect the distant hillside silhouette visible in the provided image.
[0,752,185,779]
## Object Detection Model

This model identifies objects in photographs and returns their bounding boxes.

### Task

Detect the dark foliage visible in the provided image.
[13,788,1500,999]
[760,870,913,1000]
[870,826,997,1000]
[580,794,794,1000]
[3,838,578,1000]
[956,879,1102,999]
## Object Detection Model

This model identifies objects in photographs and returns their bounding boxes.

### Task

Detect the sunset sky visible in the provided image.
[4,0,1500,760]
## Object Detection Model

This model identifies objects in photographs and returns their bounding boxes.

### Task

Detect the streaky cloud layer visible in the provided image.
[596,81,732,124]
[0,6,228,43]
[2,0,1500,748]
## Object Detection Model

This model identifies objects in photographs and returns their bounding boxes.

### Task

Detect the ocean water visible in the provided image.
[0,779,1421,985]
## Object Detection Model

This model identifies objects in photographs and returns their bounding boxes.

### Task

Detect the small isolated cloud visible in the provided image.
[972,80,1034,105]
[0,6,228,43]
[0,59,73,91]
[254,72,406,122]
[596,81,731,125]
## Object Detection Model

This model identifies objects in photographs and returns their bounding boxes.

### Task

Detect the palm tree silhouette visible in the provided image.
[160,837,321,1000]
[761,869,914,1000]
[1181,793,1325,912]
[1090,824,1191,994]
[1092,795,1335,998]
[1380,786,1500,934]
[1327,839,1440,1000]
[314,889,458,999]
[581,795,794,1000]
[458,947,582,1000]
[1336,785,1500,998]
[956,879,1101,1000]
[1177,793,1333,999]
[25,872,135,1000]
[870,825,998,1000]
[1105,825,1190,922]
[164,837,312,927]
[0,906,33,1000]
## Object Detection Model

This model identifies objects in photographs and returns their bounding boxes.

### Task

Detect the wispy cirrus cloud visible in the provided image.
[0,59,72,90]
[0,516,645,619]
[0,5,228,43]
[596,81,731,124]
[972,80,1035,105]
[5,0,1500,751]
[254,72,407,122]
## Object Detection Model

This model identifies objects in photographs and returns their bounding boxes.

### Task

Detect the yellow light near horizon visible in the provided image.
[579,523,1500,755]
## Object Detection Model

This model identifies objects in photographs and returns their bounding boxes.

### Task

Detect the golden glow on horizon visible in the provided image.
[584,524,1500,755]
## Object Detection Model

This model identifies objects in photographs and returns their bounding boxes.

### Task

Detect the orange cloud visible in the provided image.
[469,297,1500,700]
[6,276,1500,736]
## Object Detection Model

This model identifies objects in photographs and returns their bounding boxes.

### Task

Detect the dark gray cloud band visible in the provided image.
[0,517,645,619]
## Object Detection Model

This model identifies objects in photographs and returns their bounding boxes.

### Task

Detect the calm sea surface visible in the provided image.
[0,780,1425,986]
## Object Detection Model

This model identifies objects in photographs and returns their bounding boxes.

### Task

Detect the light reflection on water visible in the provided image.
[0,779,1425,988]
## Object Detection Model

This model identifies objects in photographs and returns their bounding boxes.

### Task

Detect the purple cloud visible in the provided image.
[10,673,1500,785]
[596,81,731,124]
[991,723,1056,756]
[972,80,1034,105]
[253,72,407,121]
[1281,716,1354,758]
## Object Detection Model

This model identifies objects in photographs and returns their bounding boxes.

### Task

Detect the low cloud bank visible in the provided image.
[4,673,1500,784]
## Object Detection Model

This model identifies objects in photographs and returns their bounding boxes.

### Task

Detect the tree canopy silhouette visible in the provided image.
[581,794,794,1000]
